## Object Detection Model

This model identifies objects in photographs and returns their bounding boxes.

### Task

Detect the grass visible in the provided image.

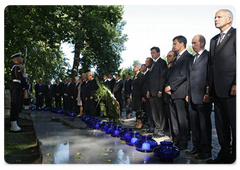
[4,118,41,164]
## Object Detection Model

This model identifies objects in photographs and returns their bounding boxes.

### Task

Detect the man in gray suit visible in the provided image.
[207,9,236,164]
[185,35,212,159]
[147,47,168,137]
[165,36,192,150]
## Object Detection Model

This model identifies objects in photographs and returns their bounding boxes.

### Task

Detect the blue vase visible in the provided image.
[106,124,116,134]
[153,141,180,161]
[125,131,141,146]
[120,128,132,140]
[68,111,76,117]
[102,123,112,132]
[30,107,36,111]
[99,122,108,131]
[135,135,158,152]
[111,125,122,137]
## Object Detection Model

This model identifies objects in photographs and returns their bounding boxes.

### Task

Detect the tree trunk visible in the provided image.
[71,28,82,79]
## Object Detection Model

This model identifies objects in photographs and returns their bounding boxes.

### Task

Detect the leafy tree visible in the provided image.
[62,6,128,79]
[119,60,140,80]
[4,5,127,89]
[4,6,70,88]
[186,45,196,55]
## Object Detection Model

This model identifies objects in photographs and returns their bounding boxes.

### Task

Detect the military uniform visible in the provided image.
[10,53,27,131]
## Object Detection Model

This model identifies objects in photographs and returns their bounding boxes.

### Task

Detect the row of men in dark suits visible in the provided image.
[35,77,80,113]
[144,9,235,163]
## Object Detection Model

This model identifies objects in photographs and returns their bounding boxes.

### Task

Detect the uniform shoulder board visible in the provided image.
[11,64,20,72]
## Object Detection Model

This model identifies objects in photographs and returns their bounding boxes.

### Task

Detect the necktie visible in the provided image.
[74,84,77,92]
[177,54,181,60]
[217,33,225,46]
[193,53,199,64]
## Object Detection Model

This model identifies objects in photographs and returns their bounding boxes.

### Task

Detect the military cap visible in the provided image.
[11,52,22,59]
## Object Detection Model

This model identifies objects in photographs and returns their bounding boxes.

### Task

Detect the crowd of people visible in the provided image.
[9,9,235,164]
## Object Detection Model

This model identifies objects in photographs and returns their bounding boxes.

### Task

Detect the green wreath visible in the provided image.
[94,82,120,123]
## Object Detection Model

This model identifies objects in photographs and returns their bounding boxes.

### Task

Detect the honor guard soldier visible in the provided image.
[10,52,27,132]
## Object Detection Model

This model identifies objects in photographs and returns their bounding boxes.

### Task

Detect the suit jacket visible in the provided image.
[109,78,116,93]
[35,84,45,97]
[81,81,87,100]
[45,84,54,98]
[66,82,74,98]
[53,84,61,97]
[73,82,80,99]
[187,50,209,104]
[208,27,236,98]
[85,79,98,99]
[142,71,150,99]
[132,72,145,97]
[103,80,110,89]
[148,57,168,97]
[167,50,192,99]
[62,83,68,97]
[124,78,132,98]
[113,80,123,100]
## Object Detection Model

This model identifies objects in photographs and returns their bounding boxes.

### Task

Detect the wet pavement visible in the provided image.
[31,109,220,164]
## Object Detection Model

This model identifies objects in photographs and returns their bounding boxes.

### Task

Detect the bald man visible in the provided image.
[207,9,236,164]
[185,35,212,159]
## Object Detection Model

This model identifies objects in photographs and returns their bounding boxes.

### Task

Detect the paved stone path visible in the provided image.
[30,108,220,164]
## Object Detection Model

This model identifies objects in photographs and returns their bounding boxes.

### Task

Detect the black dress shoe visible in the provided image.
[206,156,230,164]
[146,128,154,133]
[185,149,199,155]
[153,134,165,138]
[177,144,188,151]
[195,152,212,159]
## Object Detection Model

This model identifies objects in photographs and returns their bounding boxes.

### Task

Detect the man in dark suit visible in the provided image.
[124,72,132,119]
[113,74,123,115]
[35,79,45,109]
[53,79,62,108]
[108,73,116,93]
[66,77,74,111]
[45,80,54,108]
[62,78,68,109]
[185,35,212,159]
[165,51,177,135]
[146,47,168,138]
[207,9,236,164]
[165,36,192,150]
[102,74,110,89]
[73,77,80,114]
[142,61,154,133]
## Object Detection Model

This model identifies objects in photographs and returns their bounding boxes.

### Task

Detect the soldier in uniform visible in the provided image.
[10,52,27,132]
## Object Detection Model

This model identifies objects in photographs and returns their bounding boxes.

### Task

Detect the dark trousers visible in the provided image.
[45,97,52,108]
[116,97,123,115]
[10,88,22,121]
[36,94,44,108]
[125,97,132,116]
[169,98,189,146]
[55,96,61,108]
[67,96,73,111]
[150,96,166,135]
[63,96,68,109]
[189,100,212,153]
[88,98,96,117]
[214,95,236,157]
[144,98,154,129]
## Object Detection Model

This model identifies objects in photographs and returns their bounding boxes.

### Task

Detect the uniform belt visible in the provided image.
[13,79,21,83]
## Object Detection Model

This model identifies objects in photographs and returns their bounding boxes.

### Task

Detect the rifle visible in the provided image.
[23,47,29,99]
